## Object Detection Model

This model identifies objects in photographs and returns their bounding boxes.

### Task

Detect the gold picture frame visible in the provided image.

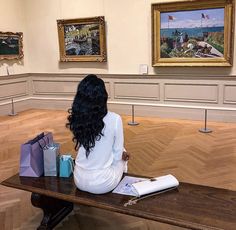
[57,16,107,62]
[152,0,234,67]
[0,32,23,60]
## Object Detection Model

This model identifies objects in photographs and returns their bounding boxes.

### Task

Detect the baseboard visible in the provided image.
[1,96,236,122]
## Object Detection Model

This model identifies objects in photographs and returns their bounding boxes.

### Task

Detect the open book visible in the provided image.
[113,174,179,197]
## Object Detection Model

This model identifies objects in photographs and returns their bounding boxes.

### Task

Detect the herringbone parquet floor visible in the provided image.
[0,109,236,230]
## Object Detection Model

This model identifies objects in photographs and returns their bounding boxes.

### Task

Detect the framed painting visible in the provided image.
[0,32,23,60]
[152,0,234,67]
[57,16,107,62]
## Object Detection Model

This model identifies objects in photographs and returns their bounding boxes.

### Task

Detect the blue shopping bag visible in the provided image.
[59,155,74,177]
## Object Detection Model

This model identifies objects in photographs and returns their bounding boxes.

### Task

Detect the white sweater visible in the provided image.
[74,111,126,194]
[75,111,124,170]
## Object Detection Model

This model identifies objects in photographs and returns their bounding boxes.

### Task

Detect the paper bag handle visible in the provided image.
[38,138,47,149]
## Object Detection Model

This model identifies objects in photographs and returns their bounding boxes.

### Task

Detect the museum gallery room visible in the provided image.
[0,0,236,229]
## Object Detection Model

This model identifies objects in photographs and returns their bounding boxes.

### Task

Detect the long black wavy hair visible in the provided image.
[66,74,108,157]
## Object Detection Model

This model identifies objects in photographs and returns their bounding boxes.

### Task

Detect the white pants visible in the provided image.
[74,160,128,194]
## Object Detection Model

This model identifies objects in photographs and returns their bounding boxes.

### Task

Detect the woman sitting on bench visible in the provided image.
[67,74,129,194]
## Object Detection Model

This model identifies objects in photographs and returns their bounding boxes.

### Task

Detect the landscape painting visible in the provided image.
[0,32,23,60]
[160,8,224,59]
[64,23,101,56]
[152,0,234,66]
[57,16,107,62]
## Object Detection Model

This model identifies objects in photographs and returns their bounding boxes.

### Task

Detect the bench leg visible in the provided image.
[31,193,73,230]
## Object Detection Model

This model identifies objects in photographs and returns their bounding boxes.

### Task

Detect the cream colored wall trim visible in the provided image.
[164,83,219,103]
[32,79,78,95]
[110,101,236,112]
[0,80,28,100]
[0,97,29,106]
[0,76,30,105]
[1,73,236,121]
[1,96,236,121]
[223,84,236,104]
[2,95,235,112]
[114,82,160,101]
[30,96,73,101]
[30,73,236,80]
[3,95,236,110]
[0,73,30,80]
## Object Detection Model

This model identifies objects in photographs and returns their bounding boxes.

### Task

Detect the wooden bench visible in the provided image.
[1,174,236,230]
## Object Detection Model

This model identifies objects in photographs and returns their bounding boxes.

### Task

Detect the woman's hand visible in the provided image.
[122,151,130,161]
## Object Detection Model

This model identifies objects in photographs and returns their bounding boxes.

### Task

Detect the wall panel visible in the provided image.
[114,82,160,101]
[1,74,236,122]
[223,85,236,104]
[32,80,78,95]
[0,80,28,100]
[164,84,218,103]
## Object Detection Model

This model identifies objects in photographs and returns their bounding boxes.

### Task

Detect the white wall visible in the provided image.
[0,0,235,75]
[21,0,236,75]
[104,0,150,74]
[0,0,29,76]
[24,0,106,74]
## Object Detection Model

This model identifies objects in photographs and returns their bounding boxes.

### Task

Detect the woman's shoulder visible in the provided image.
[104,111,123,129]
[106,111,121,120]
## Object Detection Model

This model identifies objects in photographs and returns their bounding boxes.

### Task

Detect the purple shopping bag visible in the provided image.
[19,132,53,177]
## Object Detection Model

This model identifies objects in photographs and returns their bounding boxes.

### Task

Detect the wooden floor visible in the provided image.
[0,109,236,229]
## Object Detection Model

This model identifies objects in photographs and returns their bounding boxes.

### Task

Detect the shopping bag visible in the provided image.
[43,143,60,176]
[59,155,74,178]
[19,132,53,177]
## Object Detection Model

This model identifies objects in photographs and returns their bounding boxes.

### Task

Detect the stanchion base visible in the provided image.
[199,128,212,133]
[128,122,139,126]
[8,112,18,116]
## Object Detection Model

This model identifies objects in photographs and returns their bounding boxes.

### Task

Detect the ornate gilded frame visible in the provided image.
[57,16,107,62]
[0,32,23,60]
[152,0,234,67]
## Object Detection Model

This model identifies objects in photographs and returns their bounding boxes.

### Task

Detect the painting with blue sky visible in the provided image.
[160,8,225,58]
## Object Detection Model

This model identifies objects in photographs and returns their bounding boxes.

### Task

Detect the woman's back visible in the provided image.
[75,111,124,170]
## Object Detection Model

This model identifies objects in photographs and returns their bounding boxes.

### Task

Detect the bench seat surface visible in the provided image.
[1,174,236,230]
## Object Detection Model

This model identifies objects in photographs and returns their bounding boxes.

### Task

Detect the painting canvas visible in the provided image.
[0,32,23,60]
[57,17,106,62]
[64,23,101,56]
[152,0,234,66]
[160,8,224,59]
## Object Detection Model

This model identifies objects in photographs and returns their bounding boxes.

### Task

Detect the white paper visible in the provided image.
[139,64,148,75]
[132,174,179,197]
[112,176,146,196]
[113,174,179,197]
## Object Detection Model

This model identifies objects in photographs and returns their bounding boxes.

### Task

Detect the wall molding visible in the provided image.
[164,83,219,103]
[32,73,236,80]
[2,72,236,80]
[1,73,236,122]
[223,84,236,104]
[0,73,30,80]
[0,80,29,101]
[114,82,160,101]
